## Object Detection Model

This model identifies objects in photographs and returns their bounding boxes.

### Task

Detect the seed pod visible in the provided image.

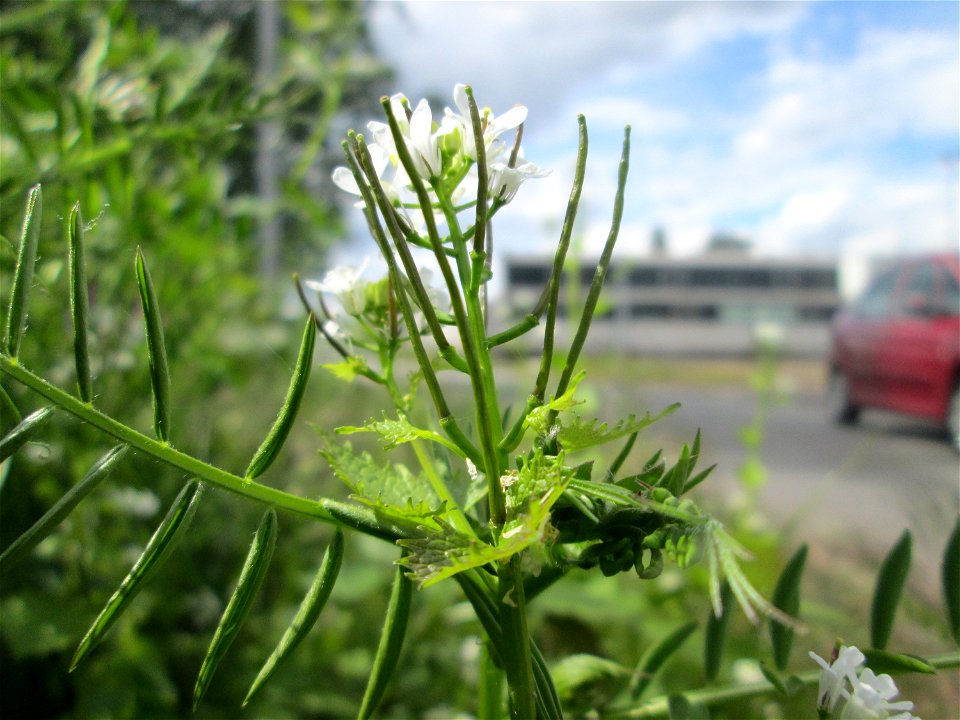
[68,202,92,403]
[193,508,278,711]
[4,185,41,358]
[135,248,171,443]
[0,406,53,464]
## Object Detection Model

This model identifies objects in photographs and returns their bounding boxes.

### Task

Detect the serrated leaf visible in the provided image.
[771,544,808,671]
[4,185,41,358]
[567,477,643,508]
[135,248,171,443]
[71,479,203,669]
[871,530,911,650]
[322,355,369,382]
[193,508,277,711]
[0,445,127,574]
[524,370,587,435]
[399,481,567,588]
[860,648,936,675]
[245,315,316,479]
[67,202,92,402]
[629,621,698,699]
[244,528,344,706]
[358,559,413,720]
[943,517,959,644]
[319,438,443,529]
[337,413,464,457]
[704,581,733,681]
[557,404,679,453]
[0,406,53,463]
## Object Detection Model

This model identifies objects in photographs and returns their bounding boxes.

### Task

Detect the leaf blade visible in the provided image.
[871,530,912,650]
[71,478,204,669]
[0,405,53,463]
[67,202,92,402]
[629,621,698,699]
[770,544,808,671]
[943,517,960,644]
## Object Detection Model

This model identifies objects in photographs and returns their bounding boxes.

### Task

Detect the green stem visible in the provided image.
[605,652,960,719]
[499,556,537,720]
[2,353,331,522]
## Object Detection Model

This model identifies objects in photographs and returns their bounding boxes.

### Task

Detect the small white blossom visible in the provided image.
[809,646,865,714]
[305,259,370,315]
[488,158,549,202]
[841,669,916,720]
[444,83,527,164]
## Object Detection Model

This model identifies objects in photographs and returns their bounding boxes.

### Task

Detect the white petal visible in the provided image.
[332,166,361,195]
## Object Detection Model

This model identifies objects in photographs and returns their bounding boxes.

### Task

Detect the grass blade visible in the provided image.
[243,528,344,706]
[193,507,277,711]
[943,517,959,644]
[770,544,808,671]
[0,444,127,574]
[244,315,316,479]
[67,202,92,402]
[358,559,413,720]
[629,621,698,699]
[135,247,171,442]
[871,530,911,650]
[4,184,41,358]
[704,581,733,681]
[70,478,204,670]
[0,405,53,463]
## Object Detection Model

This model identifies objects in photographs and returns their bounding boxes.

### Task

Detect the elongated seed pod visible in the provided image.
[4,185,41,358]
[244,316,316,479]
[0,406,53,464]
[135,248,171,443]
[357,560,413,720]
[243,528,344,706]
[68,202,92,403]
[70,479,204,670]
[0,445,127,574]
[193,508,277,711]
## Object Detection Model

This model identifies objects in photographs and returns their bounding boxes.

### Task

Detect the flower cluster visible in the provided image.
[809,645,917,719]
[332,83,547,220]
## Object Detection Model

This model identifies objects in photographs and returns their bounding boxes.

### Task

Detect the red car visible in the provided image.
[828,253,960,450]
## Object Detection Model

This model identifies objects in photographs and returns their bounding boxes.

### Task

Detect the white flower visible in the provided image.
[305,259,370,315]
[488,158,549,203]
[810,646,865,714]
[332,144,399,204]
[840,669,916,720]
[443,83,527,164]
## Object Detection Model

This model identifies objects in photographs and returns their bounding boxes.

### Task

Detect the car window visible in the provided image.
[934,265,960,316]
[855,267,899,318]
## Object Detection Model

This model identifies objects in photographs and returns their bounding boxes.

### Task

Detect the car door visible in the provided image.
[875,260,960,419]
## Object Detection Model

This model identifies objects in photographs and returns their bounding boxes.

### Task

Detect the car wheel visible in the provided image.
[827,369,860,425]
[947,383,960,453]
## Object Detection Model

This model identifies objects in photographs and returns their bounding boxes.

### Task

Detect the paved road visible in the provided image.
[591,376,959,595]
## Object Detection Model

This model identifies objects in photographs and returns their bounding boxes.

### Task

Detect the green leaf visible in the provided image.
[551,653,629,710]
[871,530,911,650]
[337,412,465,457]
[243,528,344,706]
[322,356,370,382]
[319,439,443,530]
[193,508,277,711]
[67,202,92,403]
[70,478,204,669]
[668,693,710,720]
[399,480,567,587]
[0,386,21,434]
[567,477,643,509]
[244,316,316,479]
[860,648,936,675]
[704,581,733,681]
[943,517,960,644]
[629,621,698,699]
[358,558,413,720]
[0,405,53,463]
[770,544,808,671]
[135,248,171,443]
[557,404,680,453]
[4,184,41,358]
[0,445,127,574]
[524,370,587,434]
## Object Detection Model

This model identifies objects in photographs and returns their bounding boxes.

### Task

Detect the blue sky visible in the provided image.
[355,1,958,294]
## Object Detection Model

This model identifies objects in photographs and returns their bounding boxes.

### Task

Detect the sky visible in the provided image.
[354,0,959,294]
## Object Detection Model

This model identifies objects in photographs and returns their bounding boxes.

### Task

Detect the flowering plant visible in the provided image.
[1,84,957,719]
